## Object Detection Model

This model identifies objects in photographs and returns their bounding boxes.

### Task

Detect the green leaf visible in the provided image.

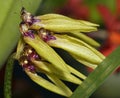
[30,13,98,33]
[70,46,120,98]
[0,0,42,69]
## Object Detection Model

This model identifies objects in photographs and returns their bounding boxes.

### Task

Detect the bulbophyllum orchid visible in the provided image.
[14,8,105,97]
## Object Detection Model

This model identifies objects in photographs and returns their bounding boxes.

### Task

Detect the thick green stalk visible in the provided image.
[4,54,15,98]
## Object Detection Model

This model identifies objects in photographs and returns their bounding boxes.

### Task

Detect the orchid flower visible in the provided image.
[15,8,105,97]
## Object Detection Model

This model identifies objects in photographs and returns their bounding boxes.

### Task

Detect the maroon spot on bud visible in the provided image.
[22,64,29,69]
[25,15,34,26]
[27,65,36,72]
[23,14,40,26]
[23,45,33,56]
[43,34,56,42]
[19,56,29,66]
[47,35,56,41]
[38,29,56,42]
[22,63,36,72]
[28,52,40,60]
[29,17,40,26]
[23,30,35,38]
[21,44,40,62]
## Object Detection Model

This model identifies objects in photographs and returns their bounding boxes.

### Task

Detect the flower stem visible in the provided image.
[4,54,15,98]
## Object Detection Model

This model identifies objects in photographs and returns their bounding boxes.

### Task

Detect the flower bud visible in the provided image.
[32,60,83,84]
[20,9,99,33]
[30,18,98,33]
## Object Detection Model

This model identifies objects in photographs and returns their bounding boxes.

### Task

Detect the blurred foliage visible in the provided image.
[85,0,115,23]
[38,0,66,14]
[39,0,116,24]
[0,0,42,69]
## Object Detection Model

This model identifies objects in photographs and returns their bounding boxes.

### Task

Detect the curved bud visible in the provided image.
[32,60,82,84]
[25,70,72,97]
[36,13,98,27]
[30,18,98,33]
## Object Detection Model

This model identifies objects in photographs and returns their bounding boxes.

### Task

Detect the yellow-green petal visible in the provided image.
[47,74,72,97]
[68,31,100,47]
[67,65,86,80]
[15,38,25,59]
[36,13,71,20]
[71,54,98,69]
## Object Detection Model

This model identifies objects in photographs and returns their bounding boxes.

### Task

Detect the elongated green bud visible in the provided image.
[32,60,83,84]
[20,9,99,33]
[30,18,98,33]
[36,13,98,27]
[25,70,72,97]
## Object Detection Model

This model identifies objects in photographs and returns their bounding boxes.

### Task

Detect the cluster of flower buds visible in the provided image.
[15,7,105,97]
[19,44,40,72]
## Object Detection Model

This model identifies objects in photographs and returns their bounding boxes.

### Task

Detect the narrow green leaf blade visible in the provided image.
[70,46,120,98]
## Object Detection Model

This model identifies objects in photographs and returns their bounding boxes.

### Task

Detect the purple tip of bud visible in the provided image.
[43,33,56,42]
[22,64,35,72]
[23,30,35,38]
[27,65,36,72]
[49,35,56,40]
[22,64,29,69]
[32,18,40,23]
[44,35,56,42]
[27,16,40,26]
[38,29,56,42]
[28,52,40,60]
